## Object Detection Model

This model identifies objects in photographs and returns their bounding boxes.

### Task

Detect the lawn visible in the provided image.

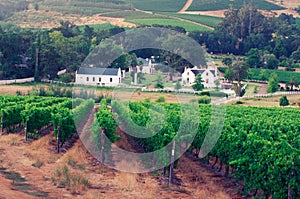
[188,0,284,11]
[164,13,222,28]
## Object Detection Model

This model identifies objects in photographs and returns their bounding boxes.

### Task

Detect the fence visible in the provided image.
[0,77,34,85]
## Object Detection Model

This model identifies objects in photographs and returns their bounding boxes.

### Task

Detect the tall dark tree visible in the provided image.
[192,74,204,91]
[226,59,249,96]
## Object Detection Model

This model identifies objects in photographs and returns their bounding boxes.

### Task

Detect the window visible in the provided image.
[86,77,89,82]
[93,77,95,82]
[99,77,101,82]
[110,78,113,82]
[206,72,209,76]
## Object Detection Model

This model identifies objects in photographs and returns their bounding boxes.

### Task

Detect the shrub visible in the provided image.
[32,159,43,168]
[198,91,228,97]
[198,96,211,104]
[235,100,244,105]
[155,96,165,103]
[279,95,289,106]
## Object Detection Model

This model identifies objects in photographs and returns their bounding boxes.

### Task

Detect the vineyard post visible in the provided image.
[57,125,60,153]
[25,121,28,141]
[288,162,295,199]
[169,141,176,185]
[1,113,4,134]
[100,127,105,162]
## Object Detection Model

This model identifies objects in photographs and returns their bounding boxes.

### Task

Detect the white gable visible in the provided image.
[182,66,219,88]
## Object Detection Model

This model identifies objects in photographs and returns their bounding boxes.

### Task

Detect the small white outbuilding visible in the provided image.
[75,67,122,86]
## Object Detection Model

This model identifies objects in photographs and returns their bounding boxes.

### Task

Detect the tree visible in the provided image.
[279,95,289,106]
[289,77,296,91]
[160,34,206,80]
[265,54,279,70]
[267,73,279,93]
[296,6,300,14]
[291,47,300,61]
[222,57,233,66]
[259,69,268,81]
[226,60,249,96]
[175,81,182,91]
[218,3,270,41]
[137,72,145,84]
[246,48,264,68]
[192,74,204,91]
[155,75,164,89]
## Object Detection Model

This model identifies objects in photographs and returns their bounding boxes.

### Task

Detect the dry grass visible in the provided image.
[229,94,300,107]
[0,134,21,146]
[7,10,136,29]
[0,85,34,95]
[24,134,59,164]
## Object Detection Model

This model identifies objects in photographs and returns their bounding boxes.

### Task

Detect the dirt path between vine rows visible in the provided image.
[0,104,242,198]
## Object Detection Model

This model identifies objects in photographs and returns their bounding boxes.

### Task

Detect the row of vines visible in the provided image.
[0,95,94,152]
[111,100,299,199]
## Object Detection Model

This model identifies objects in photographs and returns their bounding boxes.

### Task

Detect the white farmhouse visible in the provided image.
[136,57,155,74]
[181,66,219,88]
[75,67,122,86]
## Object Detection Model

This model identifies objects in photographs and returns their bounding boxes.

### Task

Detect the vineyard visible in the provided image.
[126,0,185,12]
[0,95,94,152]
[0,95,299,198]
[187,0,284,11]
[111,100,300,198]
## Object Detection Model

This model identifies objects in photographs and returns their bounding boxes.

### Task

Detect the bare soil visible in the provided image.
[7,10,136,29]
[266,0,300,9]
[178,0,194,13]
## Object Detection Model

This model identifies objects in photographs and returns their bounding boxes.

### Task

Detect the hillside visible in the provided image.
[0,0,298,30]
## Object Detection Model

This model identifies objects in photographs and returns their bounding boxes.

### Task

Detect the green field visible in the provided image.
[126,0,185,12]
[101,11,170,20]
[39,0,131,15]
[102,10,212,32]
[78,23,118,31]
[219,67,300,84]
[164,13,222,28]
[188,0,284,11]
[127,18,212,32]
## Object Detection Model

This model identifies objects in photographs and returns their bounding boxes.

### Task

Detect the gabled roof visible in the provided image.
[77,67,119,76]
[189,68,217,77]
[137,57,149,65]
[210,70,217,77]
[191,69,205,76]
